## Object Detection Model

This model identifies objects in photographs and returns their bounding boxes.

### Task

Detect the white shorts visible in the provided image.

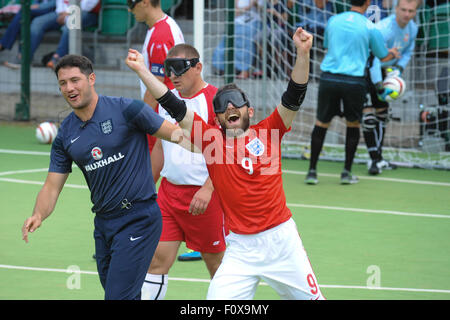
[207,218,324,300]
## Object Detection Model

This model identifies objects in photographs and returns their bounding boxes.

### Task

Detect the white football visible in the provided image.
[382,75,406,101]
[36,121,58,144]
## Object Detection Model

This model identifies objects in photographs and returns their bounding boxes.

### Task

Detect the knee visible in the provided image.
[361,112,378,132]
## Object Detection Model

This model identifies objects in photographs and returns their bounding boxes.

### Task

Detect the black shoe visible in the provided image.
[340,170,359,185]
[368,161,381,175]
[305,169,318,185]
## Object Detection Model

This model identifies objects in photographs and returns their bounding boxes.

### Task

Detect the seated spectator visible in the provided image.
[2,0,99,69]
[0,0,56,68]
[296,0,333,37]
[46,0,100,69]
[212,0,263,79]
[254,0,291,78]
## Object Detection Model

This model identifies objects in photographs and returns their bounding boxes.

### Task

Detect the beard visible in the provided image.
[218,109,251,137]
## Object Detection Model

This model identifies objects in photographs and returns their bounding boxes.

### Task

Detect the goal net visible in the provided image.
[202,0,450,169]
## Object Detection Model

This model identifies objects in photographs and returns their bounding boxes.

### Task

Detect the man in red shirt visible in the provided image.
[126,27,324,300]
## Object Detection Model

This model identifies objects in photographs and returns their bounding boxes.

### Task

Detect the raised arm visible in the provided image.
[125,49,195,134]
[277,27,313,130]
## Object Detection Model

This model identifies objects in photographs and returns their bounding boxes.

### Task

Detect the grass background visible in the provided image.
[1,123,449,300]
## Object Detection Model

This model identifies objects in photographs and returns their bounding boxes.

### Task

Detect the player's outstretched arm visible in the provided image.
[22,172,69,243]
[277,27,313,130]
[125,49,195,135]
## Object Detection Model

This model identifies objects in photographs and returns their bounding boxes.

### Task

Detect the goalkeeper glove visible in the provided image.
[377,87,399,102]
[376,82,398,102]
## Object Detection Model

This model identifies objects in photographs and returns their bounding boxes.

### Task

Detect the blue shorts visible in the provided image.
[93,198,162,300]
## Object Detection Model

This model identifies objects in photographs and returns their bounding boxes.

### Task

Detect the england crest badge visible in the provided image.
[100,119,113,135]
[246,137,265,157]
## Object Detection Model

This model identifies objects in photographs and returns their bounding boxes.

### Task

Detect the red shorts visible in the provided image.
[156,178,227,253]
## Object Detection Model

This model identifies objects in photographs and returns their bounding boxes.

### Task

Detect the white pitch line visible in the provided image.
[287,203,450,219]
[0,168,49,176]
[1,264,449,295]
[282,169,450,187]
[1,147,449,187]
[0,178,88,189]
[0,149,50,156]
[0,177,447,219]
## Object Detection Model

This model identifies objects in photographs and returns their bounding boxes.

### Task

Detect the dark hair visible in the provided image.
[150,0,160,7]
[167,44,200,59]
[350,0,367,6]
[54,55,94,78]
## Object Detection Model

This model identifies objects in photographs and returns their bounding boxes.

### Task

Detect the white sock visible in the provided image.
[141,273,168,300]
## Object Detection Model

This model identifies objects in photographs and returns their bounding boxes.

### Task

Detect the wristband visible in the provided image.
[156,90,187,122]
[281,79,308,111]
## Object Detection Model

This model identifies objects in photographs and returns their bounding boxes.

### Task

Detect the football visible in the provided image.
[36,121,58,144]
[382,75,406,101]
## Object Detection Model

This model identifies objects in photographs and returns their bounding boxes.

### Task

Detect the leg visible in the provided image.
[142,240,181,300]
[260,220,324,300]
[344,121,361,173]
[29,11,60,61]
[201,251,225,278]
[306,75,338,184]
[104,206,162,300]
[52,11,98,62]
[207,242,259,300]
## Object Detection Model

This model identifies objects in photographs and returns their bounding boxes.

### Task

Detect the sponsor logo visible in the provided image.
[85,152,125,172]
[91,147,103,160]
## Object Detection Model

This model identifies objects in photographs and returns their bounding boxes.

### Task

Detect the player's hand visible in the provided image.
[292,27,313,56]
[22,215,42,243]
[125,49,146,73]
[189,186,213,215]
[377,87,398,102]
[385,66,402,78]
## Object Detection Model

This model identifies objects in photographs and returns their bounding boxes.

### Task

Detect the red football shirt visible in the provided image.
[190,108,292,234]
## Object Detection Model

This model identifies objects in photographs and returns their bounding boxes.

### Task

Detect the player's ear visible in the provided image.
[248,107,255,118]
[214,116,221,128]
[88,72,96,86]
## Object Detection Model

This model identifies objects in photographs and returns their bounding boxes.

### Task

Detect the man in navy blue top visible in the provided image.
[304,0,399,186]
[21,55,182,300]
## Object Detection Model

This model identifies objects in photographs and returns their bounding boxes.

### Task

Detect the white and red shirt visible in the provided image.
[190,108,292,234]
[140,15,184,99]
[158,84,217,186]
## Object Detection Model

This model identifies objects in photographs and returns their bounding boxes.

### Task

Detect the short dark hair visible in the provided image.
[150,0,160,8]
[54,55,94,78]
[167,44,200,59]
[350,0,367,6]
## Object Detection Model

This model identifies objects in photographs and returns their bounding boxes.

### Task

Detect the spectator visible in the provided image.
[362,0,419,175]
[0,0,56,68]
[46,0,100,69]
[304,0,399,185]
[254,0,291,78]
[296,0,333,37]
[3,0,100,69]
[212,0,263,79]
